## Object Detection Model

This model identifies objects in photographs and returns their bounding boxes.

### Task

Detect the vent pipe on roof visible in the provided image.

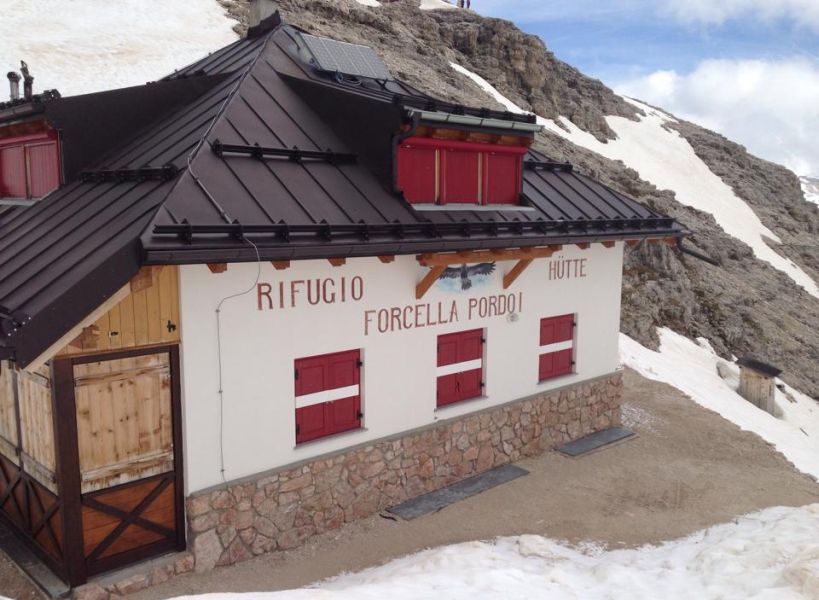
[248,0,278,28]
[6,71,20,101]
[20,61,33,101]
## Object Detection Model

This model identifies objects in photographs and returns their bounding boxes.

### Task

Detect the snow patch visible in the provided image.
[0,0,238,96]
[801,176,819,206]
[174,504,819,598]
[448,64,819,299]
[420,0,456,10]
[355,0,381,7]
[620,328,819,480]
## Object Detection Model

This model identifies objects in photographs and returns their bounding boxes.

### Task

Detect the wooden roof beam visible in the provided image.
[271,261,290,270]
[576,243,590,250]
[503,259,533,290]
[208,263,228,274]
[378,255,395,264]
[416,266,446,300]
[601,241,616,249]
[418,245,562,267]
[328,258,346,267]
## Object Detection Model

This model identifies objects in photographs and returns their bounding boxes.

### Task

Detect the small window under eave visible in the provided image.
[0,130,61,201]
[396,137,527,207]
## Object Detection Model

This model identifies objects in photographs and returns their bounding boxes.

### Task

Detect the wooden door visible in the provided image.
[69,347,184,577]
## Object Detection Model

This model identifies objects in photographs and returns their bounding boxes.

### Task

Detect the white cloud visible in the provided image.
[475,0,819,30]
[616,57,819,176]
[661,0,819,30]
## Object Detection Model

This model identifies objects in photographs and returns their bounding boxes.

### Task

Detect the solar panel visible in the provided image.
[299,32,393,81]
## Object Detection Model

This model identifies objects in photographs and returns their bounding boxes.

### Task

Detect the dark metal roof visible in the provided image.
[737,358,782,378]
[0,34,263,366]
[0,15,686,366]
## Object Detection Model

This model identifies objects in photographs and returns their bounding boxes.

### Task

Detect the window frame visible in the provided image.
[538,314,576,382]
[0,130,61,200]
[396,137,527,207]
[294,348,363,445]
[436,328,485,408]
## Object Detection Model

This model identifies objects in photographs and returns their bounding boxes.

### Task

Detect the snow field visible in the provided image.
[449,63,819,299]
[0,0,238,97]
[170,503,819,598]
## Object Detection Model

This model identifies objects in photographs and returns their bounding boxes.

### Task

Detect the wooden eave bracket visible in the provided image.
[207,263,228,274]
[328,258,346,267]
[416,265,446,300]
[415,245,562,298]
[271,260,290,270]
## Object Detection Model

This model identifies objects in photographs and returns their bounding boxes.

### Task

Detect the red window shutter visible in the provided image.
[397,144,437,203]
[483,152,521,204]
[0,145,26,198]
[295,350,361,444]
[437,329,484,407]
[539,315,575,381]
[442,149,480,204]
[26,142,60,198]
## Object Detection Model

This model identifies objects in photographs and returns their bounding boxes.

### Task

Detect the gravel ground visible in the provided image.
[2,367,817,599]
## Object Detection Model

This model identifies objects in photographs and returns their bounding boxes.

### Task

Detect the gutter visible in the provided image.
[406,108,543,134]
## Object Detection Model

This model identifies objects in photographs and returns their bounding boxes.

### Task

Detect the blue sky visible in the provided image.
[471,0,819,176]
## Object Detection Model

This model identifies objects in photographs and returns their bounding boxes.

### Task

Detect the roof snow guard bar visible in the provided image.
[0,305,31,338]
[153,217,678,244]
[524,160,573,172]
[80,164,180,183]
[211,140,358,165]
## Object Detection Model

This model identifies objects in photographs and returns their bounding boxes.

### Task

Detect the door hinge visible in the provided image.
[295,423,301,435]
[480,381,485,387]
[571,360,576,366]
[357,411,364,420]
[357,359,363,368]
[481,337,486,344]
[294,369,299,380]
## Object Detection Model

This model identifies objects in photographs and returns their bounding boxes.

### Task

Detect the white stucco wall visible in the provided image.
[179,244,624,493]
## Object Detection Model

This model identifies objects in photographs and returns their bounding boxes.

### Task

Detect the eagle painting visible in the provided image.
[438,263,497,291]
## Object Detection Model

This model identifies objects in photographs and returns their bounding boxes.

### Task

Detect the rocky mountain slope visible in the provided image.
[228,0,819,397]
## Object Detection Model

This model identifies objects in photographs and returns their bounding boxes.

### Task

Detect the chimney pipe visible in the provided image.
[20,61,33,101]
[7,72,20,101]
[248,0,278,28]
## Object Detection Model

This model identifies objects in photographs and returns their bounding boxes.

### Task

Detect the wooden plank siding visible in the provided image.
[18,365,57,493]
[73,353,173,494]
[57,266,181,359]
[0,361,18,463]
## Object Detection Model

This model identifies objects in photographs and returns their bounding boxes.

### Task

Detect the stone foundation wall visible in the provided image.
[187,372,622,572]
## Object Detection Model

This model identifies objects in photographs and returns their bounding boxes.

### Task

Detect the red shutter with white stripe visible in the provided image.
[437,329,483,407]
[295,350,361,444]
[539,314,574,381]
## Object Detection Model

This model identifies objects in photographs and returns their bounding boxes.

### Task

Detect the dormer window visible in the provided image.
[0,130,60,200]
[397,137,527,206]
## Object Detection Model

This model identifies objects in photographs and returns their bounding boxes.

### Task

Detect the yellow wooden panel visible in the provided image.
[57,266,180,359]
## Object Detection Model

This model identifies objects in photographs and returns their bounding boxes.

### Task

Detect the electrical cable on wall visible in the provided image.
[215,239,262,483]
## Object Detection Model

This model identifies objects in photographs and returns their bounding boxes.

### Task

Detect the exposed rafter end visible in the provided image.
[328,258,346,267]
[271,261,290,270]
[503,259,533,290]
[130,266,160,293]
[576,243,590,250]
[207,263,228,274]
[601,241,616,249]
[626,240,641,248]
[416,266,446,300]
[378,255,395,264]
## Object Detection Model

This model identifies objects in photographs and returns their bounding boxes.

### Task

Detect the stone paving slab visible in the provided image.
[385,464,529,520]
[557,426,634,457]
